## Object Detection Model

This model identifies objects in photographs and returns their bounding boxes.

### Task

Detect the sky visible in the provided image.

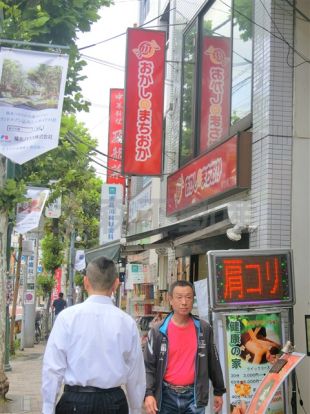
[76,0,139,178]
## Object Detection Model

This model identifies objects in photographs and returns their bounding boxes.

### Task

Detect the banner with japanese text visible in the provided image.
[123,28,166,175]
[107,88,125,187]
[15,186,50,234]
[99,184,123,244]
[200,36,231,152]
[51,268,62,303]
[0,48,68,164]
[225,313,284,414]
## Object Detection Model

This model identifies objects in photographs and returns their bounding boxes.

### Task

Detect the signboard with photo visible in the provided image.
[0,48,68,164]
[225,312,285,414]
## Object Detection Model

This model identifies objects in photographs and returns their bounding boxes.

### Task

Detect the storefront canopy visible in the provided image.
[85,203,231,263]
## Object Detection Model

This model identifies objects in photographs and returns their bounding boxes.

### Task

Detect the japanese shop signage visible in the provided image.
[99,184,123,244]
[200,36,231,152]
[107,89,125,187]
[0,48,68,164]
[123,28,166,175]
[246,352,305,414]
[225,313,285,414]
[166,133,251,215]
[207,249,295,311]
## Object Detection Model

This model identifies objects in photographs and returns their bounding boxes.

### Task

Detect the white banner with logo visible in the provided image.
[45,196,61,218]
[75,250,86,271]
[99,184,123,244]
[0,48,68,164]
[15,187,49,234]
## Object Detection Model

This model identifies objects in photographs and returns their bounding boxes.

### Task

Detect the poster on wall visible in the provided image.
[225,313,285,414]
[0,48,68,164]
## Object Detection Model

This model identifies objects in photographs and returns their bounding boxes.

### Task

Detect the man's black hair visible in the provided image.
[169,280,194,296]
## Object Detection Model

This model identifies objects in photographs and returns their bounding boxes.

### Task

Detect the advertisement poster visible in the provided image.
[15,186,49,234]
[123,28,166,175]
[246,352,305,414]
[226,313,284,414]
[0,48,68,164]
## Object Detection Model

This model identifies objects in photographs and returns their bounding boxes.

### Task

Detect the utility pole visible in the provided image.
[67,230,75,307]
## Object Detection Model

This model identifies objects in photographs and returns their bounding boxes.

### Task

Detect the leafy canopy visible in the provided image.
[1,0,112,112]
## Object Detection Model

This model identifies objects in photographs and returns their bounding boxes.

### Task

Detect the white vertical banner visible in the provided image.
[15,187,50,234]
[75,250,86,271]
[0,48,69,164]
[99,184,123,244]
[45,196,62,218]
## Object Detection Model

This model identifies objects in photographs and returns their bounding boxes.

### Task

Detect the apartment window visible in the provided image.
[179,0,253,167]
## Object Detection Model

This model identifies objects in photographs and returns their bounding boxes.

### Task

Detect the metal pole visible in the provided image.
[67,230,75,306]
[4,304,11,371]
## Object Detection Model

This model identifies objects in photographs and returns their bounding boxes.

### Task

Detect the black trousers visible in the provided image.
[55,388,129,414]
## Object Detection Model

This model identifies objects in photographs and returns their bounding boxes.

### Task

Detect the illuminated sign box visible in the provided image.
[166,132,251,216]
[207,249,295,311]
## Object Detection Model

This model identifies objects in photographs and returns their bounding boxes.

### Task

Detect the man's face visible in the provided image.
[169,285,194,316]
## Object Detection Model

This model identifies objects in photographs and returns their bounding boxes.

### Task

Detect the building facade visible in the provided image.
[124,0,309,411]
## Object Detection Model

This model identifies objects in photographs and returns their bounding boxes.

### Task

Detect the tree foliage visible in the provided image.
[1,0,112,112]
[36,273,55,298]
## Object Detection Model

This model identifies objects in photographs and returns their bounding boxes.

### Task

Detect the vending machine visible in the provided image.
[206,249,295,414]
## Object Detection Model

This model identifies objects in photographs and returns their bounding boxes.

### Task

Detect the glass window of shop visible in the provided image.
[179,22,198,166]
[179,0,253,167]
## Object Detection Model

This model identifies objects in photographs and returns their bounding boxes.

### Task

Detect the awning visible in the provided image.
[85,203,230,262]
[85,240,121,263]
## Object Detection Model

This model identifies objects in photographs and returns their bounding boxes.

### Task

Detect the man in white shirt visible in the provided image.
[42,256,146,414]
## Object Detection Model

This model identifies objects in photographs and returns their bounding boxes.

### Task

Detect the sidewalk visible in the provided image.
[0,343,147,414]
[0,343,45,414]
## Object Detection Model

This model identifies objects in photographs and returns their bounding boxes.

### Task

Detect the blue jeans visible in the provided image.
[159,384,205,414]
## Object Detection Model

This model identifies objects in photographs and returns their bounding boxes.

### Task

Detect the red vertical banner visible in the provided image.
[123,28,166,175]
[199,36,231,152]
[107,89,126,187]
[51,267,62,302]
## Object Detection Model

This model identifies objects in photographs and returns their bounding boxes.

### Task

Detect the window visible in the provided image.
[180,23,198,166]
[231,0,253,124]
[179,0,253,167]
[199,1,232,152]
[140,0,150,24]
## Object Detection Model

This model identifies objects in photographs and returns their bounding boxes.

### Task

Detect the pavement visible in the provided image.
[0,343,45,414]
[0,343,147,414]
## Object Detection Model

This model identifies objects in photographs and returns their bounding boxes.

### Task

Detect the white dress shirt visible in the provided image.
[42,295,146,414]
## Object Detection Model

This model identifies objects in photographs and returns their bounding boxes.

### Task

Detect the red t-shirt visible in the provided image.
[163,318,197,385]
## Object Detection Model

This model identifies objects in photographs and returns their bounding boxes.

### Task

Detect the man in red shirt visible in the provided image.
[144,280,225,414]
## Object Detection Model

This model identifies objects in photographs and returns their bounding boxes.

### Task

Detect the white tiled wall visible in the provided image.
[250,0,294,249]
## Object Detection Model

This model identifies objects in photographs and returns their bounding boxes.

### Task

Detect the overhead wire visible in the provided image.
[219,0,310,68]
[78,7,177,51]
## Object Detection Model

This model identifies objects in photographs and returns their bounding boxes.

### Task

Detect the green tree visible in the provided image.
[1,0,112,112]
[0,0,112,398]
